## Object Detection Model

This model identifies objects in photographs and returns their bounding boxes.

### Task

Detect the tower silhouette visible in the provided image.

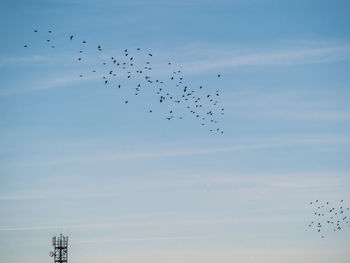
[50,234,68,263]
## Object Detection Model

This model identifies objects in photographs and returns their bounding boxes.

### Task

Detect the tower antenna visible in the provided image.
[49,234,68,263]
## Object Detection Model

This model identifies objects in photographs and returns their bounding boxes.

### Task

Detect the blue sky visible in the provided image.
[1,0,350,262]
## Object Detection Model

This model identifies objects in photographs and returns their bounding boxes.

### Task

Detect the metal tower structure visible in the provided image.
[49,234,68,263]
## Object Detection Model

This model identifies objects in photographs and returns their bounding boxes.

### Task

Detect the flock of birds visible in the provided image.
[23,29,225,133]
[308,199,350,238]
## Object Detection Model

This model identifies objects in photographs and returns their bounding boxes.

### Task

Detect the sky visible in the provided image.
[1,0,350,262]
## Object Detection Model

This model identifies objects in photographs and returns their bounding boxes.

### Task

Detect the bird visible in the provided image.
[70,35,73,40]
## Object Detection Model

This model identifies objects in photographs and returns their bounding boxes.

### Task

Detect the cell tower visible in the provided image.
[49,234,68,263]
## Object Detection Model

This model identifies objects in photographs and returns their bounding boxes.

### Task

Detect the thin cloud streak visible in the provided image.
[2,135,350,167]
[253,110,350,121]
[0,73,102,96]
[1,171,348,201]
[221,89,350,121]
[0,191,121,201]
[74,236,201,244]
[63,136,350,162]
[0,55,51,64]
[0,215,307,232]
[2,44,350,95]
[178,45,350,74]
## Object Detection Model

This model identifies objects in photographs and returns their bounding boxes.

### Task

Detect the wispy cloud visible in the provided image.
[2,42,350,96]
[46,135,350,163]
[0,55,51,65]
[0,215,307,232]
[1,135,349,167]
[254,110,350,121]
[67,0,235,7]
[1,171,348,201]
[74,236,201,244]
[177,45,350,74]
[0,190,121,201]
[0,72,102,96]
[221,87,350,121]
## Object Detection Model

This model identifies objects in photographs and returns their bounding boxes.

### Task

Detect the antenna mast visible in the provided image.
[50,234,68,263]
